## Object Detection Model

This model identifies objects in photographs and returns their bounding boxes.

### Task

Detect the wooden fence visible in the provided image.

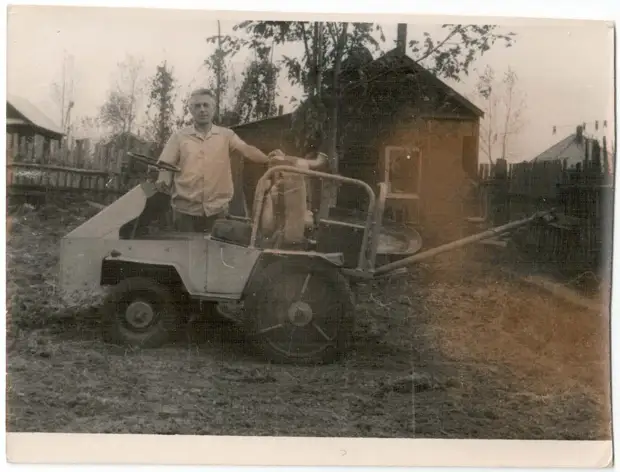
[474,137,614,279]
[6,131,145,202]
[6,162,130,204]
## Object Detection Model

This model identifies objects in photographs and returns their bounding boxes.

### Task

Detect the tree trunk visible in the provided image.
[328,23,347,174]
[501,86,513,161]
[318,22,348,219]
[216,20,222,120]
[315,22,322,99]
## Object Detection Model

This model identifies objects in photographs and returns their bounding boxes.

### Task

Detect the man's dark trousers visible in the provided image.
[173,210,226,233]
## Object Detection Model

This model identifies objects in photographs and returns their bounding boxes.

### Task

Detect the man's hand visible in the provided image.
[154,179,170,194]
[146,165,159,182]
[268,149,288,166]
[269,149,285,158]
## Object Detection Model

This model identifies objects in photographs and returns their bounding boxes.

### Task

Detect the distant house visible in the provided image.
[232,46,483,243]
[6,95,65,161]
[532,125,613,172]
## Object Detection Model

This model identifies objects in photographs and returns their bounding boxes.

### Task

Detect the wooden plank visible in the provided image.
[86,200,106,210]
[26,138,34,161]
[18,136,25,159]
[583,138,590,184]
[12,133,19,162]
[602,136,610,175]
[6,132,13,157]
[34,134,44,163]
[6,162,115,176]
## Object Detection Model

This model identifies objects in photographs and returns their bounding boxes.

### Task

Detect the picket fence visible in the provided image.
[6,132,144,201]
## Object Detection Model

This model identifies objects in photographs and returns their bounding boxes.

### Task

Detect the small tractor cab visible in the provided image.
[59,151,553,365]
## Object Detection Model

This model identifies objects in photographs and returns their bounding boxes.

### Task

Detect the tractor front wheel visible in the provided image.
[243,257,355,365]
[101,277,181,348]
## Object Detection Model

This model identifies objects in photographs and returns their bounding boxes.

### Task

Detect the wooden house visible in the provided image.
[6,95,65,162]
[232,47,483,243]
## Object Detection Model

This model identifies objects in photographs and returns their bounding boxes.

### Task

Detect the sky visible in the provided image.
[6,4,616,162]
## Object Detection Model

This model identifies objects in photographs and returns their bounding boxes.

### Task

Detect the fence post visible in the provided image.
[492,158,509,225]
[602,136,610,177]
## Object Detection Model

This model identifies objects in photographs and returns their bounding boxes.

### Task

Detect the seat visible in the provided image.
[210,218,253,246]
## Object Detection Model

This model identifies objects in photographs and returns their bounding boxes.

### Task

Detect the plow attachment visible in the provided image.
[372,210,555,277]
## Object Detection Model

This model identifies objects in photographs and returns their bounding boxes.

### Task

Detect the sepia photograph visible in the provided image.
[4,2,616,467]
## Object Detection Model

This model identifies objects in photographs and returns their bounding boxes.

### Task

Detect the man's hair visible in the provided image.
[189,88,215,102]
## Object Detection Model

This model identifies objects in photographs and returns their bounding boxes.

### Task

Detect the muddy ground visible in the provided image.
[5,197,612,439]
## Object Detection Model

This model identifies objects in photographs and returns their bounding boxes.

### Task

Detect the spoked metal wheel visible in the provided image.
[244,257,355,365]
[101,277,181,348]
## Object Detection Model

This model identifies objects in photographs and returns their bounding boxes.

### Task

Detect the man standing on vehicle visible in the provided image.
[155,88,273,233]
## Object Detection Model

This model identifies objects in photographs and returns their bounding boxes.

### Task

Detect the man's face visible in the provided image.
[189,94,215,126]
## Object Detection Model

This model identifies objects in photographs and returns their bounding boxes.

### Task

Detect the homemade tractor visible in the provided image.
[59,151,553,365]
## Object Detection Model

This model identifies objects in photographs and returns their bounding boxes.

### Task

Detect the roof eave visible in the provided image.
[230,112,294,130]
[6,99,66,137]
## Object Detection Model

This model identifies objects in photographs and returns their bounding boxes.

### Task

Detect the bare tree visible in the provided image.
[50,50,77,139]
[73,115,103,139]
[475,65,497,165]
[475,65,527,163]
[99,54,146,138]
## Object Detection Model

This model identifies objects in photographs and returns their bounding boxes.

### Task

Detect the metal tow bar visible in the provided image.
[372,209,555,277]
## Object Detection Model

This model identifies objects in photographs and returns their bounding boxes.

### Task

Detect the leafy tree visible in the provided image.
[145,60,177,155]
[210,21,516,217]
[230,58,279,124]
[174,21,241,128]
[410,25,515,81]
[175,96,192,128]
[208,21,516,168]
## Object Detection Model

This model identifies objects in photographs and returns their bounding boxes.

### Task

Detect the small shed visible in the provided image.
[232,48,484,243]
[6,95,65,162]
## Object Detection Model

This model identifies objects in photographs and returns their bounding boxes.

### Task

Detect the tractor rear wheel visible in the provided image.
[101,277,181,348]
[243,257,355,365]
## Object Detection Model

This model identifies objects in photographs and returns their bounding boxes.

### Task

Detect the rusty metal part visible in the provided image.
[250,165,377,271]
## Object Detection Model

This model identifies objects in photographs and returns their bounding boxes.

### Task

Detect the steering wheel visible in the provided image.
[127,151,181,173]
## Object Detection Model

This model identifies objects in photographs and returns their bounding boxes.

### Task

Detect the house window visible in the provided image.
[383,145,422,196]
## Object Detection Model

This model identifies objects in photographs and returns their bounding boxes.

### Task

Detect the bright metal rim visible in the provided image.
[124,300,156,329]
[287,301,314,327]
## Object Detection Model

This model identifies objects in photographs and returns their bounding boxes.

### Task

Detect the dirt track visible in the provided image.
[5,198,612,439]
